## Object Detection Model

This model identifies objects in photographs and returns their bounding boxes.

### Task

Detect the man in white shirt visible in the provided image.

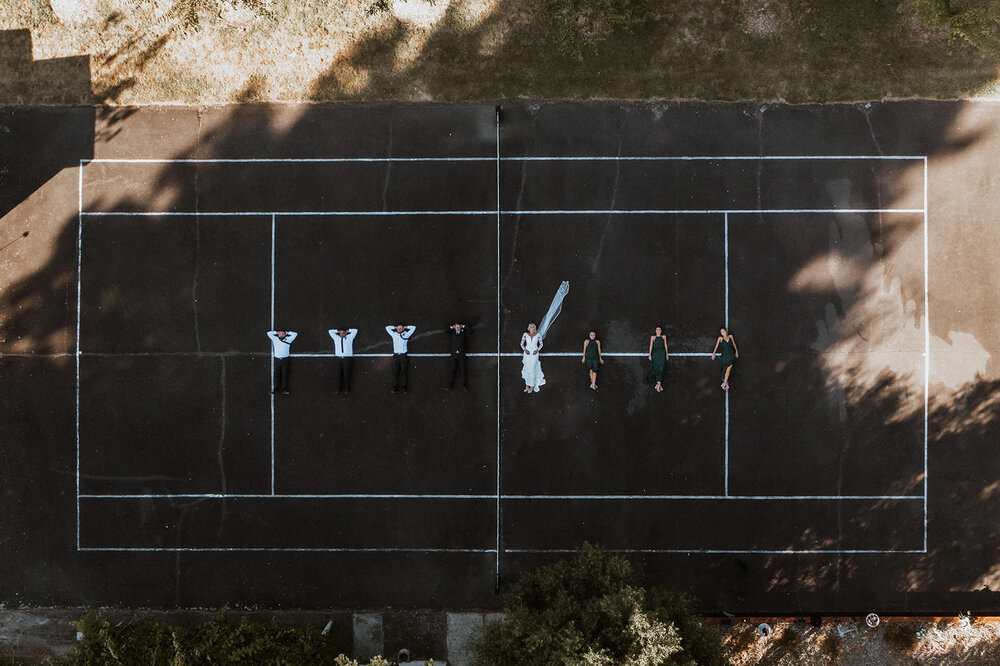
[328,327,358,395]
[266,330,297,394]
[385,324,416,393]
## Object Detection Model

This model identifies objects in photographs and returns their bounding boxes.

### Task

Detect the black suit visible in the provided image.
[446,327,469,388]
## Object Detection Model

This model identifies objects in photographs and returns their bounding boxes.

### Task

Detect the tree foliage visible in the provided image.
[70,608,335,665]
[898,0,1000,52]
[474,544,724,666]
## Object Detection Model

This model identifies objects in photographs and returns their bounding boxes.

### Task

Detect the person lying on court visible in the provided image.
[711,327,739,391]
[582,330,603,390]
[266,329,297,395]
[386,324,416,393]
[328,327,358,395]
[445,322,469,390]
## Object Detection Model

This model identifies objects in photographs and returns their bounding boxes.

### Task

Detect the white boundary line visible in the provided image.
[76,161,83,550]
[79,208,925,216]
[75,154,930,554]
[507,548,926,554]
[495,109,503,583]
[78,547,497,553]
[82,155,927,163]
[923,156,929,551]
[74,548,922,554]
[79,493,923,500]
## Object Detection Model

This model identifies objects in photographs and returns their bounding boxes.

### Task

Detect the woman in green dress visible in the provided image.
[711,327,739,390]
[581,330,604,390]
[647,326,669,393]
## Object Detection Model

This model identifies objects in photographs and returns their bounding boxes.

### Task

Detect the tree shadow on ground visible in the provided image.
[3,90,1000,615]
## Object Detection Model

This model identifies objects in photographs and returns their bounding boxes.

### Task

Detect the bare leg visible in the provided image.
[723,364,733,389]
[589,370,597,388]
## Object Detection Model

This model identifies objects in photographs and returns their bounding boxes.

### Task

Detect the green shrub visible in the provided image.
[474,543,724,666]
[69,608,335,665]
[898,0,1000,52]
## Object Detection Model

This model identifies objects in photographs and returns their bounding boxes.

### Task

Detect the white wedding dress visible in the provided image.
[520,332,545,391]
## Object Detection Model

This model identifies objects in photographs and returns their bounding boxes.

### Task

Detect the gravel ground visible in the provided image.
[721,618,1000,665]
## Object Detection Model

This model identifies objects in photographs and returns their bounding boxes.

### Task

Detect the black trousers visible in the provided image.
[392,353,409,389]
[335,357,353,392]
[274,357,291,392]
[449,353,467,387]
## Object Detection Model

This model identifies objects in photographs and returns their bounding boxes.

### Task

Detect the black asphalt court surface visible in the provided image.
[2,101,1000,613]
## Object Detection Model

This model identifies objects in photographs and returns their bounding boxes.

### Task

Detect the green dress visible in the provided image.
[719,337,736,379]
[647,336,666,384]
[585,339,600,372]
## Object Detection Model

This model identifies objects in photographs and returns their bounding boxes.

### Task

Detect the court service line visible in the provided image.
[78,208,926,216]
[76,161,83,551]
[78,493,922,500]
[923,156,929,553]
[288,352,713,358]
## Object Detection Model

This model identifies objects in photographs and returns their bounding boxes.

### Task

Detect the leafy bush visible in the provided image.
[898,0,1000,52]
[70,608,335,665]
[474,543,724,666]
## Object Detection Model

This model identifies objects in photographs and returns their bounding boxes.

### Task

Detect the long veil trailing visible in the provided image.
[537,281,570,339]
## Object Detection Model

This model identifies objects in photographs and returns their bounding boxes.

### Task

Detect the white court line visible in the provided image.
[495,108,503,583]
[289,352,712,358]
[76,161,83,551]
[724,212,729,497]
[82,155,926,163]
[78,208,926,216]
[79,547,497,553]
[507,548,925,554]
[270,214,275,496]
[923,157,929,552]
[77,547,919,553]
[79,493,922,500]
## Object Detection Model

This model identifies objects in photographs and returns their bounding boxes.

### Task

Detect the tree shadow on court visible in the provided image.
[6,90,1000,613]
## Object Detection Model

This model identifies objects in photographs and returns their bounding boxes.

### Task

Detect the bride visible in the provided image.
[520,322,545,393]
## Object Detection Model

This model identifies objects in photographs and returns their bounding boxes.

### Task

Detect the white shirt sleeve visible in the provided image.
[284,331,297,344]
[403,325,416,338]
[385,325,397,337]
[328,329,338,340]
[346,328,358,342]
[267,331,280,343]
